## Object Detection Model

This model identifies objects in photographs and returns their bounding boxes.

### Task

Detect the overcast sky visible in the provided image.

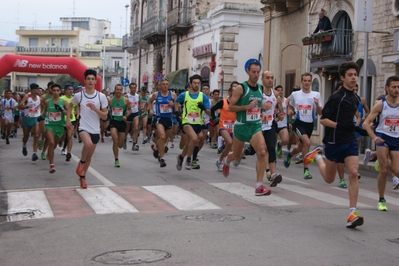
[0,0,131,42]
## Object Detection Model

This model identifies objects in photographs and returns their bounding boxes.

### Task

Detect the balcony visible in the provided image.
[16,46,78,56]
[303,29,354,68]
[141,16,165,44]
[167,8,192,35]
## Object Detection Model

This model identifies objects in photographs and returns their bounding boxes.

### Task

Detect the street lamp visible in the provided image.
[124,4,129,91]
[164,2,168,74]
[102,26,107,90]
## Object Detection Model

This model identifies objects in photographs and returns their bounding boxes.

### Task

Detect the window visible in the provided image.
[312,78,320,131]
[60,38,69,47]
[51,38,56,46]
[71,21,89,30]
[285,70,296,97]
[81,51,101,57]
[114,60,121,70]
[29,38,38,47]
[28,77,37,85]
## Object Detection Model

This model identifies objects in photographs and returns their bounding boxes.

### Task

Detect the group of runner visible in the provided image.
[2,61,398,229]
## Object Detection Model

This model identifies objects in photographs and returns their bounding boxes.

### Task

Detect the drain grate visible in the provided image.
[169,213,245,222]
[0,211,36,222]
[92,249,171,265]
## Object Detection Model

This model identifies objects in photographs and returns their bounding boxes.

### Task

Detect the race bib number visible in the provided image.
[246,108,260,121]
[130,101,137,107]
[384,118,399,133]
[298,104,312,116]
[49,112,61,122]
[160,104,172,114]
[112,107,123,116]
[223,120,234,130]
[262,114,274,125]
[187,112,200,122]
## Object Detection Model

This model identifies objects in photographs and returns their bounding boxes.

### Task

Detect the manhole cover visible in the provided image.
[183,213,245,222]
[388,238,399,244]
[92,249,171,265]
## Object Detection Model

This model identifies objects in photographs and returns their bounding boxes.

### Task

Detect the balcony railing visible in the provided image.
[122,34,130,49]
[167,8,192,28]
[132,27,141,45]
[16,46,78,55]
[304,29,353,61]
[141,16,165,42]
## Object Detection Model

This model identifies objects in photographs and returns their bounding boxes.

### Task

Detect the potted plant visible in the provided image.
[302,36,311,45]
[319,32,333,42]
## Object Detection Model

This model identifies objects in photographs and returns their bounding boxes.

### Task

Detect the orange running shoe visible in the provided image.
[303,146,323,165]
[76,161,85,176]
[79,177,87,189]
[346,211,364,228]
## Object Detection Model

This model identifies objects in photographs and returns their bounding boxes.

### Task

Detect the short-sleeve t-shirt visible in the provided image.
[71,91,108,134]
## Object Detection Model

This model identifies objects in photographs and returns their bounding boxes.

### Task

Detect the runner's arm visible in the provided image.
[362,100,383,141]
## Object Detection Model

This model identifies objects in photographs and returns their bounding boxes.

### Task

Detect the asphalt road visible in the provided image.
[1,134,398,266]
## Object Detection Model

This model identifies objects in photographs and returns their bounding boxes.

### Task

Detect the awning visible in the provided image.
[166,68,188,91]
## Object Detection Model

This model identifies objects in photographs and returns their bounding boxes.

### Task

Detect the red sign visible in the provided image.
[142,75,148,83]
[192,43,214,58]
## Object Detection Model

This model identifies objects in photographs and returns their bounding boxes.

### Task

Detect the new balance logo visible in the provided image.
[13,59,29,68]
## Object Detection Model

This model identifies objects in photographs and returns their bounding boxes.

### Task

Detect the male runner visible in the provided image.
[125,83,141,150]
[175,75,210,170]
[363,75,399,211]
[68,69,108,189]
[139,86,149,144]
[304,61,364,228]
[1,90,18,144]
[109,84,131,167]
[221,61,272,196]
[148,78,177,167]
[60,84,78,161]
[284,73,322,179]
[41,83,70,173]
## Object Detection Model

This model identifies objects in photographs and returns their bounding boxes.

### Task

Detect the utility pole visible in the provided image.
[124,4,129,93]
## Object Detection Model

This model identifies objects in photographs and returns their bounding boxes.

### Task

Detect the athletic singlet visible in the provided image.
[261,90,277,131]
[23,96,41,118]
[289,90,322,123]
[375,98,399,138]
[218,98,236,133]
[2,98,17,118]
[156,91,173,118]
[277,97,288,128]
[127,93,139,113]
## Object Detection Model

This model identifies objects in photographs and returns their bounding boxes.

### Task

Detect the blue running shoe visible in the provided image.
[22,146,28,156]
[283,151,291,168]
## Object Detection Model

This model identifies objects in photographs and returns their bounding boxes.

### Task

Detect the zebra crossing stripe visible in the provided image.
[76,187,139,214]
[142,185,221,211]
[279,184,372,208]
[332,187,399,207]
[210,182,298,207]
[7,191,54,221]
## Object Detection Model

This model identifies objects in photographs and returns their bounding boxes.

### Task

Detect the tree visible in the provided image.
[55,74,81,89]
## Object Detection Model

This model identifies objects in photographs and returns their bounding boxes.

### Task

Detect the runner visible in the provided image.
[259,71,283,186]
[284,73,322,179]
[221,61,272,196]
[175,74,210,170]
[109,84,131,167]
[304,61,364,228]
[209,89,220,149]
[212,84,236,172]
[41,83,70,173]
[125,83,141,151]
[39,81,54,157]
[100,89,110,143]
[1,90,18,144]
[139,86,149,144]
[274,85,290,159]
[60,84,78,161]
[148,78,177,167]
[12,92,21,138]
[19,83,42,161]
[68,69,108,189]
[363,75,399,211]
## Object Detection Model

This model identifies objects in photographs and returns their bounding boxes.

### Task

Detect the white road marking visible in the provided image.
[332,187,399,207]
[70,151,116,187]
[7,191,54,221]
[143,185,221,211]
[280,184,371,208]
[76,187,138,214]
[210,182,298,207]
